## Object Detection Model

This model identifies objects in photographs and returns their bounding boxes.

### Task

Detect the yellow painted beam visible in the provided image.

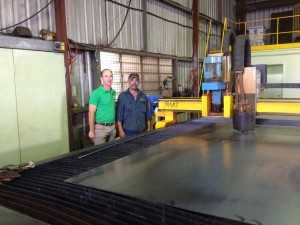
[155,120,174,129]
[224,95,233,118]
[165,111,177,121]
[155,111,177,129]
[251,43,300,51]
[155,111,165,117]
[257,99,300,114]
[155,111,176,121]
[202,95,211,117]
[158,98,202,111]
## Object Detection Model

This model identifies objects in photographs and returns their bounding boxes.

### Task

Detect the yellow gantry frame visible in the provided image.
[155,97,300,128]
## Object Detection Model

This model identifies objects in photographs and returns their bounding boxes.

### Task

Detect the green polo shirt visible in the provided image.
[89,86,116,123]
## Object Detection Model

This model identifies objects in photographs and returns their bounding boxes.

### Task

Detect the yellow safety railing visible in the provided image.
[219,14,300,52]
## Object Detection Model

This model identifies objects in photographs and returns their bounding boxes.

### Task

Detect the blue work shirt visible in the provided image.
[117,89,152,133]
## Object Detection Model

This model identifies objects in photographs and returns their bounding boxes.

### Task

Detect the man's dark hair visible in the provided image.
[128,73,139,79]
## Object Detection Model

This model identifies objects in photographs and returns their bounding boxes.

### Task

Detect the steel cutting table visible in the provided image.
[68,119,300,225]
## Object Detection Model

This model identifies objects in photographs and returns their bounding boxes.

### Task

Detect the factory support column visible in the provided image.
[142,0,148,52]
[236,0,246,34]
[192,0,199,97]
[54,0,75,151]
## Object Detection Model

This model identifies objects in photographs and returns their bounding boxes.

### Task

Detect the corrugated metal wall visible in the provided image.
[0,0,237,58]
[65,0,143,50]
[71,51,94,108]
[0,0,55,36]
[171,0,192,9]
[147,0,192,57]
[177,60,193,90]
[200,0,218,21]
[246,6,293,29]
[170,0,236,23]
[199,21,222,56]
[0,0,237,98]
[221,0,236,23]
[199,0,236,22]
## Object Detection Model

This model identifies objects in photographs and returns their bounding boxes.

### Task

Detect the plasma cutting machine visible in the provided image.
[157,30,259,132]
[200,30,257,132]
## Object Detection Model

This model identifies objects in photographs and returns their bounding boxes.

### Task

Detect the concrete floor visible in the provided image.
[0,206,47,225]
[68,122,300,225]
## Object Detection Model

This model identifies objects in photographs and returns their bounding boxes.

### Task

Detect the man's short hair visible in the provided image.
[101,69,113,77]
[128,73,139,79]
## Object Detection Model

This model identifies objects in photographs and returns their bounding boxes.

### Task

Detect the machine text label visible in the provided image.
[164,101,178,108]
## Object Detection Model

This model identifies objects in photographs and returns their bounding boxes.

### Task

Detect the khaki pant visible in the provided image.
[94,124,116,145]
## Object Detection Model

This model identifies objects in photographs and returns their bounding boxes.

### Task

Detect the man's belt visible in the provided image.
[95,122,114,126]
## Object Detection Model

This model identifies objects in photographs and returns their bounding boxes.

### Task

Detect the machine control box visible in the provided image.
[203,56,223,80]
[53,41,65,51]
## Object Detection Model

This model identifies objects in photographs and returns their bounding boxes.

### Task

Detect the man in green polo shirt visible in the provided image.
[88,69,116,145]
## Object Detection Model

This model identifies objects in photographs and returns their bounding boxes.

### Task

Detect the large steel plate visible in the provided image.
[67,123,300,225]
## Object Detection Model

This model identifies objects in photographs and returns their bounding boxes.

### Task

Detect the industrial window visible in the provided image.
[100,51,172,97]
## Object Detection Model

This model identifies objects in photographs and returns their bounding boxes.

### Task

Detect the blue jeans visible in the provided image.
[125,130,140,137]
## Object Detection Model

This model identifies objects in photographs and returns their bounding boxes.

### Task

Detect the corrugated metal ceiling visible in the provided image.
[0,0,237,57]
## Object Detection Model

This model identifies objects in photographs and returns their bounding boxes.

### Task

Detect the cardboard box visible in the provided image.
[249,26,266,41]
[250,40,265,46]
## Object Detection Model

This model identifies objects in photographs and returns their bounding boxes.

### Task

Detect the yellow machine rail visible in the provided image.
[257,99,300,114]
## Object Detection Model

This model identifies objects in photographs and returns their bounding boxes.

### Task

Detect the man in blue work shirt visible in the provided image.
[117,73,151,138]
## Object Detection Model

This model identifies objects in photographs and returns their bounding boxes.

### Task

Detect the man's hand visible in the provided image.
[117,121,126,139]
[119,129,126,139]
[89,131,95,142]
[147,121,151,131]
